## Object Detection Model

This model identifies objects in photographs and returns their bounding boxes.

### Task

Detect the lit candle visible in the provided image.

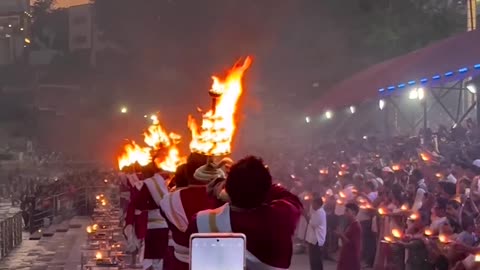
[304,195,311,201]
[409,212,419,220]
[383,236,393,243]
[339,191,346,198]
[475,254,480,262]
[392,228,403,239]
[378,208,387,215]
[400,204,409,211]
[92,224,99,231]
[96,252,102,260]
[337,199,344,205]
[86,226,92,234]
[420,153,429,161]
[424,228,433,236]
[392,165,400,171]
[438,234,450,243]
[319,169,328,175]
[435,173,442,179]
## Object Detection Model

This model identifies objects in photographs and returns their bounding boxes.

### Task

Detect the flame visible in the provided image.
[392,229,402,238]
[475,254,480,262]
[438,234,450,243]
[424,229,433,236]
[339,191,346,198]
[392,164,400,171]
[319,169,328,174]
[143,116,186,172]
[420,152,430,161]
[336,199,344,205]
[378,208,387,215]
[304,195,311,201]
[86,226,92,234]
[383,236,393,243]
[409,212,419,220]
[117,141,151,170]
[92,224,99,231]
[400,204,409,211]
[435,173,442,179]
[96,252,102,260]
[188,56,252,156]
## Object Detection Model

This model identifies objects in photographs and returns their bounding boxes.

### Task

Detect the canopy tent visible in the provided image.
[307,29,480,115]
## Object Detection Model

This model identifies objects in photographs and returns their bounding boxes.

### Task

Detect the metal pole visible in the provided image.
[385,98,390,139]
[423,99,427,134]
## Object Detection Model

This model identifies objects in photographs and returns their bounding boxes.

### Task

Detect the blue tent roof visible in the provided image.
[307,29,480,114]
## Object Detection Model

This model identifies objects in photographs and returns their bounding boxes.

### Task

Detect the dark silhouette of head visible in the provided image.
[225,156,272,209]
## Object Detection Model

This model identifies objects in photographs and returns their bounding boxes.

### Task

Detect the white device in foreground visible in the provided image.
[190,233,246,270]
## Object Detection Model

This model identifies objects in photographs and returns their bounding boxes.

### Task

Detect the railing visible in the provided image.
[0,212,23,259]
[29,185,119,233]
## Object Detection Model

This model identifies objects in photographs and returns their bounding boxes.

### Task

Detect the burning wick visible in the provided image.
[435,173,442,179]
[378,208,387,215]
[303,195,311,201]
[392,165,400,171]
[391,229,403,239]
[424,229,433,236]
[409,213,419,220]
[339,191,346,199]
[420,153,430,161]
[383,236,394,243]
[319,169,328,175]
[92,224,99,231]
[438,234,451,243]
[400,204,409,211]
[86,226,93,234]
[96,252,102,260]
[336,199,344,205]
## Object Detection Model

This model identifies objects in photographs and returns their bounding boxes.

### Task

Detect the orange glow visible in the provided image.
[438,234,450,243]
[383,236,393,243]
[392,229,402,238]
[420,153,430,161]
[304,195,311,201]
[392,164,400,171]
[144,116,186,172]
[475,254,480,262]
[188,57,252,156]
[117,141,151,170]
[409,213,419,220]
[86,226,92,234]
[378,208,387,215]
[400,204,409,211]
[435,173,442,179]
[339,191,346,198]
[96,252,102,260]
[424,229,433,236]
[338,171,347,176]
[336,199,344,205]
[319,169,328,174]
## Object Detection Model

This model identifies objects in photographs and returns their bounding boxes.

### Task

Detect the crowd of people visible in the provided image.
[1,169,113,232]
[261,121,480,270]
[119,119,480,270]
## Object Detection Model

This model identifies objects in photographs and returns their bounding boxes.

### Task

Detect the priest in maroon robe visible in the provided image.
[127,163,172,270]
[158,153,229,270]
[187,156,303,270]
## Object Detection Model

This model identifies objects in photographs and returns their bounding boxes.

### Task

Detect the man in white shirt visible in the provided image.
[305,194,327,270]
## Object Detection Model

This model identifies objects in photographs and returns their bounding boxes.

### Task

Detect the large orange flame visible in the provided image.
[143,115,186,172]
[117,141,151,170]
[188,56,252,156]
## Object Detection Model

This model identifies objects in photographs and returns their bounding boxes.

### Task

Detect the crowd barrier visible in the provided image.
[0,212,23,259]
[29,185,119,233]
